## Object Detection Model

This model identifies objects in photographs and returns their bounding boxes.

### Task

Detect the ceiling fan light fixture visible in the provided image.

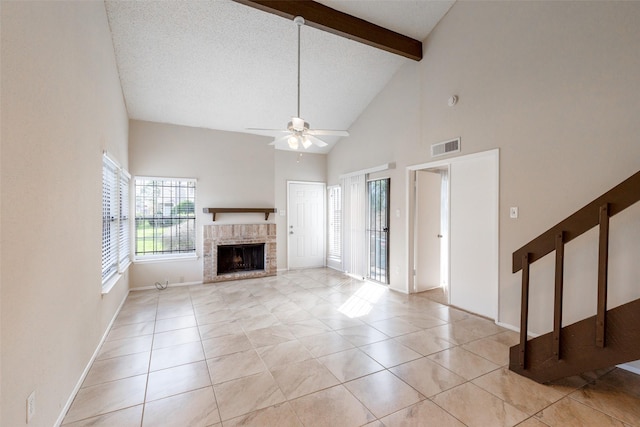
[287,135,300,150]
[301,136,312,149]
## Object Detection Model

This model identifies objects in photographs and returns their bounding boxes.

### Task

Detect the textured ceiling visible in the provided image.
[105,0,455,152]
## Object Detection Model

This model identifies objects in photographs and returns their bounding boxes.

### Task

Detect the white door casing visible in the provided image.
[288,181,326,269]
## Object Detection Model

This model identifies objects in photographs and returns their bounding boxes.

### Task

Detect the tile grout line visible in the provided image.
[190,284,224,425]
[139,291,160,427]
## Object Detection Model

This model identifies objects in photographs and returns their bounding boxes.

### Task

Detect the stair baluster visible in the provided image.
[553,232,565,360]
[519,253,530,368]
[596,203,610,348]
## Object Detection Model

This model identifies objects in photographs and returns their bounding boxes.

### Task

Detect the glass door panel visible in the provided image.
[367,178,390,284]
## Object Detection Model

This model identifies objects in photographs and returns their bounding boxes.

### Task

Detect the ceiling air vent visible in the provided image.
[431,137,460,158]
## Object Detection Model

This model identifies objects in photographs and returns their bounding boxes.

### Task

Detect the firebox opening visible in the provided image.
[217,243,265,275]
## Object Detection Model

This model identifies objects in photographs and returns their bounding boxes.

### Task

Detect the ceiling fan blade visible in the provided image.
[247,128,290,134]
[307,129,349,137]
[306,135,328,147]
[269,135,290,146]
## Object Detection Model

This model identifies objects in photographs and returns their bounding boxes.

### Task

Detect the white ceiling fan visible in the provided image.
[249,16,349,150]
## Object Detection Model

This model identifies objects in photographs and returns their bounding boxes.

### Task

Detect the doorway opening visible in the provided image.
[408,149,499,320]
[414,168,449,298]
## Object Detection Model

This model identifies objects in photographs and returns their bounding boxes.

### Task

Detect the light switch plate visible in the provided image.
[510,207,519,219]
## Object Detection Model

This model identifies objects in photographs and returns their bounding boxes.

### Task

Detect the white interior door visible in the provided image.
[288,181,325,269]
[449,152,498,319]
[415,170,442,291]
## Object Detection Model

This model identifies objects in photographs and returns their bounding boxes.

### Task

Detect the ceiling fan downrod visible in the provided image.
[294,16,304,120]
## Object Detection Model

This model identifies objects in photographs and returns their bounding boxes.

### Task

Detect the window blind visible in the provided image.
[341,174,366,279]
[102,153,131,285]
[102,156,119,282]
[327,185,342,259]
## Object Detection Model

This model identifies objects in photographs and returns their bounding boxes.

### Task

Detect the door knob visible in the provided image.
[383,227,389,232]
[289,231,294,234]
[437,234,443,238]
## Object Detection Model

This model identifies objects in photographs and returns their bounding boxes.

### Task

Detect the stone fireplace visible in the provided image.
[203,224,276,283]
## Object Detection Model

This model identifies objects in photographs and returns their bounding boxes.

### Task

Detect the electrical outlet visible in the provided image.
[26,390,35,423]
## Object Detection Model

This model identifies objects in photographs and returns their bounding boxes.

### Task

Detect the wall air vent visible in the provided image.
[431,137,460,158]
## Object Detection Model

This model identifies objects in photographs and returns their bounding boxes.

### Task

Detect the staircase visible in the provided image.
[509,170,640,383]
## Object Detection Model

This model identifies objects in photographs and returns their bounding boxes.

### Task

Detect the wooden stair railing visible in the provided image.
[510,170,640,383]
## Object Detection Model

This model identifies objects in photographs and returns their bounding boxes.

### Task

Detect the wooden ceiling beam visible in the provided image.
[232,0,423,61]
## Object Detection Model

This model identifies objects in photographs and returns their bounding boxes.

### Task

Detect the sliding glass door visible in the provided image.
[367,178,390,284]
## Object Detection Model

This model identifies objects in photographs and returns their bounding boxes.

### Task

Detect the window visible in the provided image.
[134,177,196,258]
[327,185,342,260]
[102,154,130,285]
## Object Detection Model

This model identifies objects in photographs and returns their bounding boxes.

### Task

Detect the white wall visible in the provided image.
[1,2,129,426]
[128,120,277,288]
[128,121,326,282]
[423,1,640,332]
[327,1,640,330]
[328,63,422,293]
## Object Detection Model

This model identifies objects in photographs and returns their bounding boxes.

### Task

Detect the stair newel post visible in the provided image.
[519,253,531,368]
[596,203,610,348]
[553,232,565,360]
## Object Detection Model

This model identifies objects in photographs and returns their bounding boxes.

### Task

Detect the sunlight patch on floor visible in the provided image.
[338,282,387,318]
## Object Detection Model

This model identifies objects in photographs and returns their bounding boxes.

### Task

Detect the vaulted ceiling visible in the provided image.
[105,0,455,152]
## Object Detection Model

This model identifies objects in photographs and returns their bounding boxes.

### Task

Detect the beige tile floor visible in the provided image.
[62,268,640,426]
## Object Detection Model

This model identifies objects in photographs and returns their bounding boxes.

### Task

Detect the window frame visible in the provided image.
[133,176,197,262]
[102,153,131,291]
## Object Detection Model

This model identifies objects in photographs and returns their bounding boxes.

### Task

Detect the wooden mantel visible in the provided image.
[203,208,277,221]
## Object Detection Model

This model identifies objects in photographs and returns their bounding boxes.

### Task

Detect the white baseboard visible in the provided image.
[494,321,543,338]
[495,321,519,332]
[131,280,202,291]
[345,272,365,281]
[55,290,129,426]
[388,286,409,295]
